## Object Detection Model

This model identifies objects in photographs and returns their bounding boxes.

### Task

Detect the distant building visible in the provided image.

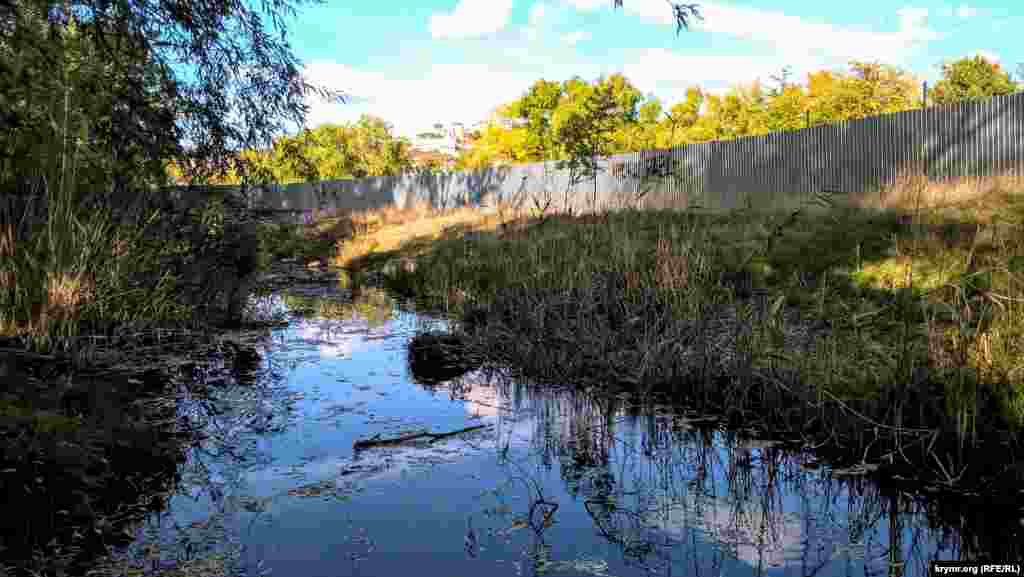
[407,120,485,168]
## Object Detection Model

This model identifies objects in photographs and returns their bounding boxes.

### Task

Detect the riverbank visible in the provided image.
[3,171,1023,575]
[0,256,338,576]
[306,172,1024,462]
[0,182,301,576]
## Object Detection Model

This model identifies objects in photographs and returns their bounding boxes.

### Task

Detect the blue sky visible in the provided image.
[281,0,1021,140]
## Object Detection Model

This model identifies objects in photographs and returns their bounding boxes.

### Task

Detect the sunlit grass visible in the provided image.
[331,203,524,269]
[1,195,197,352]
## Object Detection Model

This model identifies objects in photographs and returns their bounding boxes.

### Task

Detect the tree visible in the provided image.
[625,96,663,150]
[1,0,181,203]
[552,76,627,213]
[804,61,919,124]
[765,83,808,132]
[931,55,1020,106]
[505,79,564,162]
[201,115,413,184]
[658,86,702,146]
[2,0,342,198]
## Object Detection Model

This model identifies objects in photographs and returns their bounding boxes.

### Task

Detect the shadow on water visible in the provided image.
[7,265,1024,576]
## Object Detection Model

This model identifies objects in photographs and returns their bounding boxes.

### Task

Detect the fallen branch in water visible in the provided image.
[353,424,491,451]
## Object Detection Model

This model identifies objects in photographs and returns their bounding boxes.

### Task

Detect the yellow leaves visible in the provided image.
[931,55,1020,106]
[807,70,838,98]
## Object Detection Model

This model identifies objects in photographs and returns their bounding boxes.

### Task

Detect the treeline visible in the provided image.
[169,114,417,185]
[190,54,1021,185]
[456,55,1021,170]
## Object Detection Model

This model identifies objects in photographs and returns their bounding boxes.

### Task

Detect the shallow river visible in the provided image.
[105,280,984,577]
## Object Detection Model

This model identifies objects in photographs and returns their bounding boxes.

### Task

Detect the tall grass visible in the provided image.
[0,46,247,355]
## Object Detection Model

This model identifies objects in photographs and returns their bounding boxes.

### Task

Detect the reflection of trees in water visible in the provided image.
[470,376,1022,576]
[0,368,188,577]
[281,285,397,328]
[109,334,295,575]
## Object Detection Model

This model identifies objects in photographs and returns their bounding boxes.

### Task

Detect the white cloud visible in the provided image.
[956,3,977,18]
[300,1,949,146]
[301,60,537,140]
[694,3,938,66]
[942,3,984,19]
[622,49,790,102]
[430,0,515,39]
[620,12,938,105]
[562,30,591,45]
[561,0,607,10]
[522,2,548,42]
[565,1,939,70]
[610,4,940,106]
[529,2,547,24]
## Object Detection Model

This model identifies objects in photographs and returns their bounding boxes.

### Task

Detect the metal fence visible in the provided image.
[170,91,1024,220]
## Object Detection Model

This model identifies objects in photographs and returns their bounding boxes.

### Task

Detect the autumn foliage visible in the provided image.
[185,55,1021,186]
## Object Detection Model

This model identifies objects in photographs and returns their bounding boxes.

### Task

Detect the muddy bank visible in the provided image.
[0,359,190,576]
[0,259,307,576]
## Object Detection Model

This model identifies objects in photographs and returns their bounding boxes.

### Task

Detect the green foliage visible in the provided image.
[0,0,177,201]
[553,76,632,207]
[207,115,413,184]
[456,122,531,170]
[931,55,1021,106]
[459,73,648,171]
[452,56,941,171]
[806,62,921,122]
[505,78,564,161]
[0,0,333,344]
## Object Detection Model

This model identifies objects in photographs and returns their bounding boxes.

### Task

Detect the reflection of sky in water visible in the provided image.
[114,289,976,577]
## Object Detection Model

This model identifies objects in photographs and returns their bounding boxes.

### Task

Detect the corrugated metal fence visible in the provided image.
[171,92,1024,220]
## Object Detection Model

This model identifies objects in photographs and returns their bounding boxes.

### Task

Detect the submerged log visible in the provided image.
[353,424,491,451]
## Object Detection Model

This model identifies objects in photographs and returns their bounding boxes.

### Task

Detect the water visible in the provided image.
[105,283,1011,577]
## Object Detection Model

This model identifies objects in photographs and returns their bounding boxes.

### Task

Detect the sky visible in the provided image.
[280,0,1022,141]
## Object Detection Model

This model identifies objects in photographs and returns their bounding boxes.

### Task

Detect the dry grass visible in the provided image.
[852,171,1024,217]
[0,184,265,353]
[29,271,95,334]
[327,201,535,269]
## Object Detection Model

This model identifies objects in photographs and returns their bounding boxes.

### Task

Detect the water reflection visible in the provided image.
[106,285,1022,577]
